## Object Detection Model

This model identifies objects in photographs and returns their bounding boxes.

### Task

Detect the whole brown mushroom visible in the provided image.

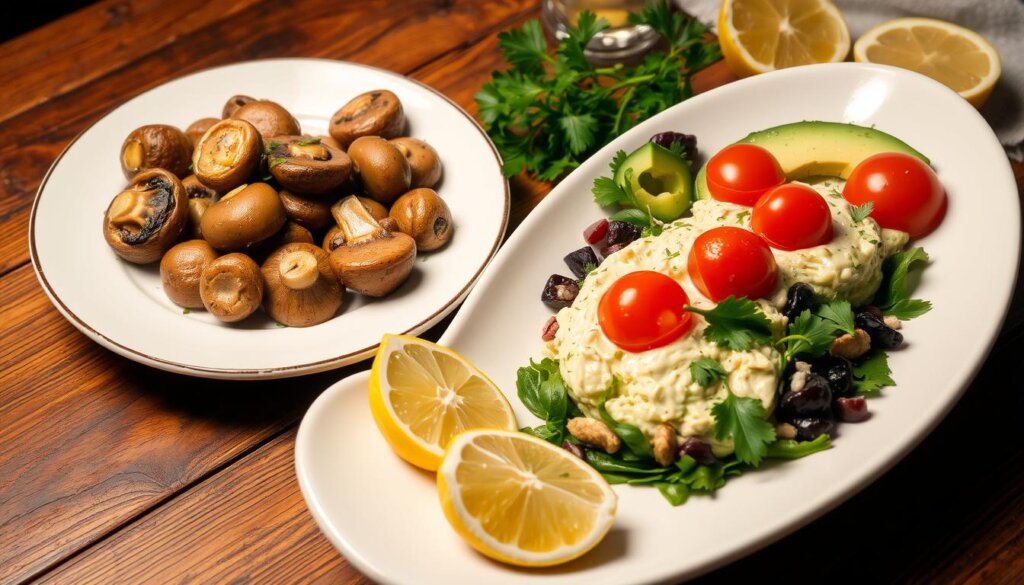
[279,190,334,230]
[120,124,193,179]
[182,174,218,200]
[222,95,256,119]
[160,240,219,308]
[249,221,315,262]
[329,89,405,147]
[348,136,410,204]
[391,137,442,188]
[200,182,287,251]
[185,118,219,148]
[358,196,389,222]
[199,253,264,323]
[182,175,219,237]
[389,188,453,251]
[103,169,189,264]
[329,195,416,297]
[231,100,301,141]
[192,119,263,191]
[261,243,344,327]
[267,136,353,194]
[322,225,345,253]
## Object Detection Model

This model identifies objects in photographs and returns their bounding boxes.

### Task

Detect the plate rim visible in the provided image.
[28,57,510,379]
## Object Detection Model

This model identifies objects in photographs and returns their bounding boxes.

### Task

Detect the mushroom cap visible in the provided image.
[187,197,213,239]
[200,182,287,251]
[182,174,218,200]
[348,136,411,204]
[222,94,256,119]
[279,190,334,230]
[199,252,264,323]
[328,89,405,147]
[192,118,263,192]
[267,136,353,194]
[120,124,193,179]
[185,118,219,148]
[248,221,314,263]
[322,225,345,253]
[103,168,189,264]
[262,243,344,327]
[391,137,442,188]
[231,100,301,141]
[328,231,417,297]
[358,196,389,222]
[389,188,453,251]
[160,239,219,308]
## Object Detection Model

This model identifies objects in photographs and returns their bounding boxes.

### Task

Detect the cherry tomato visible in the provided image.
[706,144,786,206]
[751,183,834,251]
[687,226,778,301]
[598,271,694,352]
[842,152,947,238]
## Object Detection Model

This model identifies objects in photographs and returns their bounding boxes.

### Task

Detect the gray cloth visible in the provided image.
[676,0,1024,159]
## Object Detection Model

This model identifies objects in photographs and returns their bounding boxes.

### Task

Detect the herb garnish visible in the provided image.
[690,356,775,465]
[684,297,773,350]
[269,157,287,168]
[850,202,874,223]
[873,247,932,320]
[295,137,321,146]
[851,351,895,394]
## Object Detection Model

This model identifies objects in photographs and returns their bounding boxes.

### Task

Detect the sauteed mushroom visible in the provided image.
[120,124,192,179]
[322,225,345,253]
[280,190,334,230]
[192,119,263,191]
[199,253,264,323]
[103,168,188,264]
[185,118,219,148]
[262,243,344,327]
[329,89,405,147]
[389,188,453,251]
[347,136,410,204]
[182,175,218,238]
[328,195,416,297]
[391,137,442,188]
[182,174,218,200]
[231,99,301,140]
[160,240,218,308]
[200,182,286,251]
[222,94,256,119]
[250,221,315,262]
[267,136,353,194]
[358,196,388,222]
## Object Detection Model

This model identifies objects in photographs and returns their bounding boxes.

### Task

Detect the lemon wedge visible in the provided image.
[718,0,850,78]
[853,17,1001,108]
[438,429,617,567]
[368,334,517,471]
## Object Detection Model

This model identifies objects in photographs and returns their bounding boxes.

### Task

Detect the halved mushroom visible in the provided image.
[279,190,334,230]
[200,182,286,251]
[160,240,219,308]
[348,136,410,204]
[230,100,301,141]
[262,243,344,327]
[328,195,416,297]
[120,124,193,179]
[103,168,189,264]
[185,118,219,148]
[391,137,442,188]
[266,136,353,194]
[192,119,263,191]
[199,253,264,323]
[222,94,256,119]
[389,188,453,251]
[329,90,405,147]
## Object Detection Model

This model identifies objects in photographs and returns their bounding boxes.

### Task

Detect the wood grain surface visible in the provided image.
[1,1,1022,584]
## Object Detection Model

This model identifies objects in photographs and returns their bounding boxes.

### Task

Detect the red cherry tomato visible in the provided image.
[598,271,694,352]
[751,183,834,251]
[687,226,778,301]
[842,152,947,238]
[706,144,786,206]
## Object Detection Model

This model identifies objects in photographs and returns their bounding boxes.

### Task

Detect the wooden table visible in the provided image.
[2,2,1022,583]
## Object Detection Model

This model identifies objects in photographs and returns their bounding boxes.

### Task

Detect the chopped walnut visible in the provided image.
[775,422,798,440]
[830,328,871,359]
[653,424,678,466]
[883,315,902,330]
[790,361,812,392]
[541,316,559,341]
[567,417,621,454]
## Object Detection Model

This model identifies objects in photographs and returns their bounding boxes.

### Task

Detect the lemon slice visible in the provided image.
[718,0,850,78]
[853,17,1001,108]
[368,334,517,471]
[438,429,617,567]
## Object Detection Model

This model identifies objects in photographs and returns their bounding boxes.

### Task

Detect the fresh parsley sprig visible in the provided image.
[874,247,932,320]
[684,297,773,350]
[690,356,775,466]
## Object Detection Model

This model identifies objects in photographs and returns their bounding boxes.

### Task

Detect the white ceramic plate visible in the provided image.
[29,58,509,379]
[296,63,1020,583]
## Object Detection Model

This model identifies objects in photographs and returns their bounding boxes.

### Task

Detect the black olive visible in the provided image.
[563,246,601,279]
[649,131,698,166]
[810,355,854,398]
[678,437,716,466]
[605,220,642,249]
[783,283,816,322]
[541,274,580,309]
[791,417,835,441]
[855,311,904,349]
[779,372,833,420]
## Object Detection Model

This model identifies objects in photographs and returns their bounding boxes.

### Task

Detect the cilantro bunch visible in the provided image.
[476,2,720,180]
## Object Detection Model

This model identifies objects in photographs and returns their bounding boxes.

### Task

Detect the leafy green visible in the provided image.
[656,482,690,506]
[685,297,773,350]
[269,157,287,168]
[850,202,874,223]
[515,358,579,444]
[598,378,653,458]
[711,392,775,466]
[852,351,895,394]
[816,300,855,335]
[295,136,321,146]
[593,176,630,207]
[767,435,832,459]
[874,247,932,320]
[476,1,719,179]
[608,208,650,225]
[779,309,836,361]
[690,357,727,388]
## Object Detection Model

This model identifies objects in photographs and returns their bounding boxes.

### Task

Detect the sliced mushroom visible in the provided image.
[230,99,301,141]
[266,136,353,194]
[199,253,264,323]
[391,137,442,188]
[200,182,286,251]
[103,168,188,264]
[222,94,256,119]
[160,240,219,308]
[328,195,416,297]
[348,136,410,204]
[185,118,219,148]
[120,124,192,179]
[279,190,334,230]
[192,119,263,191]
[389,188,453,251]
[322,225,345,253]
[329,89,405,147]
[261,243,344,327]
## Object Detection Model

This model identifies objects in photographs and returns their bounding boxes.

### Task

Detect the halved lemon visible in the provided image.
[718,0,850,78]
[368,334,517,471]
[438,430,618,567]
[853,17,1001,108]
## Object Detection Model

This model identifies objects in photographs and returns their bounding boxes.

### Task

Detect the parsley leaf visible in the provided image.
[690,357,727,388]
[767,434,832,459]
[886,299,933,320]
[780,309,836,360]
[685,297,773,350]
[598,377,653,458]
[295,137,321,146]
[269,157,287,168]
[852,351,895,394]
[559,113,598,155]
[608,150,628,176]
[593,176,630,206]
[816,300,855,335]
[874,247,932,320]
[850,202,874,223]
[711,392,775,466]
[608,208,650,225]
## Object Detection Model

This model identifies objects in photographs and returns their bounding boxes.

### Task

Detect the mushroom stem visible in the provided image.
[333,195,385,244]
[278,249,320,290]
[287,143,329,160]
[108,190,149,230]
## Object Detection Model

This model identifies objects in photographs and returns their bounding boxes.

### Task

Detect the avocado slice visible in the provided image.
[694,121,930,200]
[614,143,694,222]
